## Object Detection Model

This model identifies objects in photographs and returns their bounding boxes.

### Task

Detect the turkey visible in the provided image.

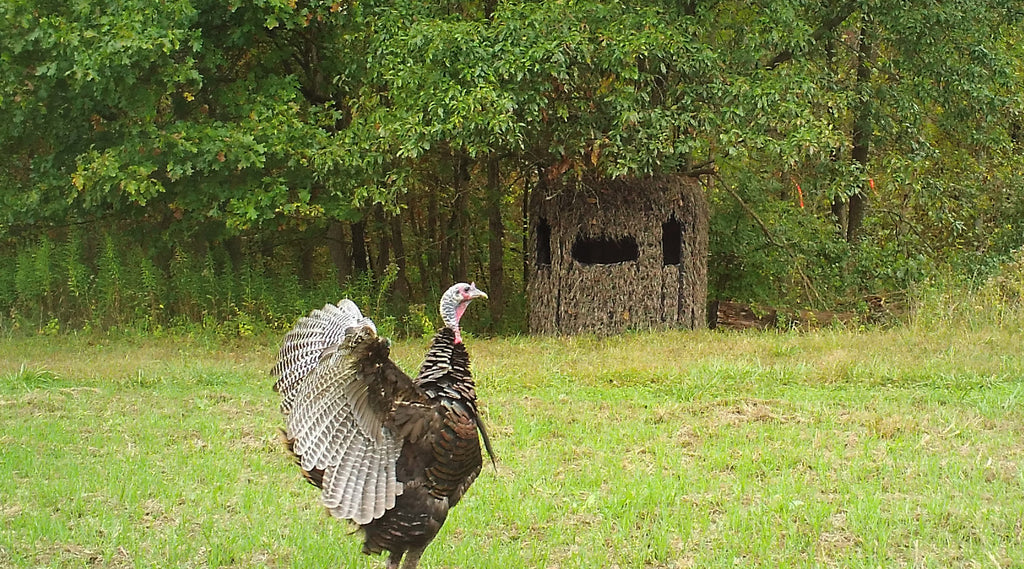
[272,282,494,569]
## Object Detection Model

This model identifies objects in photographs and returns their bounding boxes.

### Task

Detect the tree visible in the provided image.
[2,0,1023,331]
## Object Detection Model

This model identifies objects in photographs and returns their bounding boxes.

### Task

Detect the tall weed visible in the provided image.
[908,247,1024,332]
[96,233,123,325]
[0,228,404,336]
[63,228,93,320]
[12,236,57,326]
[0,250,14,320]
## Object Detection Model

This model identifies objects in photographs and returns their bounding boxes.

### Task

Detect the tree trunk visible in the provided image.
[824,37,849,239]
[831,196,849,237]
[390,212,411,300]
[486,154,505,324]
[326,220,351,287]
[848,16,874,242]
[830,148,849,237]
[299,241,315,284]
[372,205,391,277]
[523,168,537,290]
[847,188,866,242]
[411,196,431,301]
[449,197,467,283]
[427,187,441,296]
[261,237,275,267]
[225,235,244,272]
[449,153,470,283]
[351,218,369,274]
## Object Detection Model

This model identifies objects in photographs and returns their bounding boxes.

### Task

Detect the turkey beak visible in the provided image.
[469,283,488,300]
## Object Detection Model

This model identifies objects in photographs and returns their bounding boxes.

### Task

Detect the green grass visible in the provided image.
[1,324,1022,568]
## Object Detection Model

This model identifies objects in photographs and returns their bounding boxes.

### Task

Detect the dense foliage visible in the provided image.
[2,0,1023,333]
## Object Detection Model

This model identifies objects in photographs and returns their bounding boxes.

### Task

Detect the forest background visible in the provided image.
[2,0,1023,336]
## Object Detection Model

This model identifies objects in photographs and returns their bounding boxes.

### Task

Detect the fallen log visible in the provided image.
[708,300,858,331]
[708,300,777,330]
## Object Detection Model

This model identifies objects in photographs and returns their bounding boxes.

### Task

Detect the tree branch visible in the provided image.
[683,160,718,178]
[718,175,824,305]
[766,2,858,70]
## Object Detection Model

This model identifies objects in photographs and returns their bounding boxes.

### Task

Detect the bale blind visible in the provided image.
[527,174,708,335]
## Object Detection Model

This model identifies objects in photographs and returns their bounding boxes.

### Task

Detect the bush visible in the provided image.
[908,248,1024,332]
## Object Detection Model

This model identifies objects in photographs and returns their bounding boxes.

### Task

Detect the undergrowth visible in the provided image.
[907,245,1024,331]
[0,230,413,338]
[2,228,1023,340]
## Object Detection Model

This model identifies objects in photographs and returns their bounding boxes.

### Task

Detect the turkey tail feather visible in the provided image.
[476,417,497,469]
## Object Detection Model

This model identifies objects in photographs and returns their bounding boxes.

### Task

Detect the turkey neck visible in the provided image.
[415,328,479,404]
[440,288,473,344]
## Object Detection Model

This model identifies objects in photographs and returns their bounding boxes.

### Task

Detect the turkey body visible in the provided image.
[273,284,491,569]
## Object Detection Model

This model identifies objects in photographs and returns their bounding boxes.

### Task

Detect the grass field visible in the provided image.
[1,320,1023,568]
